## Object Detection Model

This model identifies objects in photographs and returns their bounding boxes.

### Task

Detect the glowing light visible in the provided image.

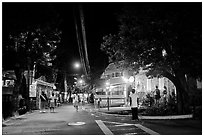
[53,85,56,90]
[106,82,110,86]
[129,76,134,83]
[79,79,83,84]
[122,76,129,83]
[74,77,77,80]
[162,49,167,57]
[74,62,80,69]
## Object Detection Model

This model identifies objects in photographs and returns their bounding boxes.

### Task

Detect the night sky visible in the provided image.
[2,2,124,76]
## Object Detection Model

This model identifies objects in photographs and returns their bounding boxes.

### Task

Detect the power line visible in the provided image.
[79,5,91,75]
[73,6,87,76]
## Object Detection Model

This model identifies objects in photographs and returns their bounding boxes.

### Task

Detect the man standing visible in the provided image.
[129,89,139,120]
[154,86,161,105]
[40,91,48,113]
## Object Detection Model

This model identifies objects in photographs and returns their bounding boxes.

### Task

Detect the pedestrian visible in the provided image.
[163,86,167,105]
[129,89,139,120]
[49,93,56,113]
[40,91,48,113]
[73,93,79,112]
[154,86,161,106]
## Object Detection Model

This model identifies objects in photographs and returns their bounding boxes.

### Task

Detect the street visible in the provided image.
[2,103,201,135]
[2,104,154,135]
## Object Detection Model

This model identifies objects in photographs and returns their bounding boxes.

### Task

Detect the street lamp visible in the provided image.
[74,62,80,69]
[74,77,77,80]
[79,79,83,84]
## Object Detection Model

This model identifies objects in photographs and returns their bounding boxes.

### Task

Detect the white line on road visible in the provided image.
[135,124,160,135]
[101,120,159,135]
[95,120,113,135]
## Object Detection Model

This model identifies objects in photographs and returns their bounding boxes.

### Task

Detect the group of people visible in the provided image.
[129,86,173,121]
[72,93,86,112]
[40,91,58,113]
[154,85,173,106]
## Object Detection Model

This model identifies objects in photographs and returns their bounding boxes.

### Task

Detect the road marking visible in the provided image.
[135,124,160,135]
[102,120,159,135]
[102,120,132,126]
[95,120,113,135]
[111,127,136,131]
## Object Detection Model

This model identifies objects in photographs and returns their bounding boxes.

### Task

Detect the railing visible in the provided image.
[94,95,126,111]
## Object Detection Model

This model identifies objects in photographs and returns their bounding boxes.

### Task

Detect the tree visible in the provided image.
[3,25,61,112]
[101,3,201,114]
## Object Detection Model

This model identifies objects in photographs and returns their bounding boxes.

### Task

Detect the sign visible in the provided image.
[29,83,37,97]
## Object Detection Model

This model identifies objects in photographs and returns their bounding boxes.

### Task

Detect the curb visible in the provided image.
[140,114,193,120]
[93,109,193,120]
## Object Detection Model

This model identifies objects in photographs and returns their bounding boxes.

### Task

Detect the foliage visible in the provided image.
[101,3,201,114]
[9,27,61,66]
[7,26,62,82]
[142,103,177,116]
[101,4,201,79]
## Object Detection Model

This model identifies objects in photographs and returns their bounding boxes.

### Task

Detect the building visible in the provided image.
[2,70,16,119]
[29,77,56,110]
[95,62,133,107]
[95,62,177,107]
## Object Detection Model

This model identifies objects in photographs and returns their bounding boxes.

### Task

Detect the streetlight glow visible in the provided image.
[129,76,134,83]
[79,79,83,84]
[74,62,80,69]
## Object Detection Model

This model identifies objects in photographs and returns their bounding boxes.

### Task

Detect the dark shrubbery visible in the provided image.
[141,104,177,116]
[193,106,202,119]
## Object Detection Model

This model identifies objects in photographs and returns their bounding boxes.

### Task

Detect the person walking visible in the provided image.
[40,91,48,113]
[129,89,139,120]
[73,93,79,112]
[49,93,56,113]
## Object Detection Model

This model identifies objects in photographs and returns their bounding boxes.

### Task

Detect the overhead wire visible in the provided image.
[79,5,91,75]
[73,6,87,76]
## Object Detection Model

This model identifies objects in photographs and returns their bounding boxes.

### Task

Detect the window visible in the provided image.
[111,85,124,95]
[112,73,115,78]
[115,72,120,77]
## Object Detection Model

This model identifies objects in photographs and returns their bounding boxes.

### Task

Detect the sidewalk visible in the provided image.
[83,104,202,135]
[2,103,71,126]
[83,104,194,120]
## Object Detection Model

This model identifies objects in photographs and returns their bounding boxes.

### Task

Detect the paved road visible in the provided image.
[2,104,157,135]
[2,103,201,135]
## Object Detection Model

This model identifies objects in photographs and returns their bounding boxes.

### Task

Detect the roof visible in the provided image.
[101,61,125,78]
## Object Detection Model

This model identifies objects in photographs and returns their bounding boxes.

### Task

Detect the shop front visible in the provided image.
[29,79,55,110]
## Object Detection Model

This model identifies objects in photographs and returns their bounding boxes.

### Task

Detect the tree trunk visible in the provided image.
[175,71,190,114]
[162,70,190,114]
[13,66,24,115]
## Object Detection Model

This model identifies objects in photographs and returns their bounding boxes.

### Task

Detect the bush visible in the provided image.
[193,106,202,119]
[142,104,177,116]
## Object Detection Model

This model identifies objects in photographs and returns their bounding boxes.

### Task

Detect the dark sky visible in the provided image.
[2,2,124,76]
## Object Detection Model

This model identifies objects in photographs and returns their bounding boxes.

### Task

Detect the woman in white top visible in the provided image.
[129,89,139,120]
